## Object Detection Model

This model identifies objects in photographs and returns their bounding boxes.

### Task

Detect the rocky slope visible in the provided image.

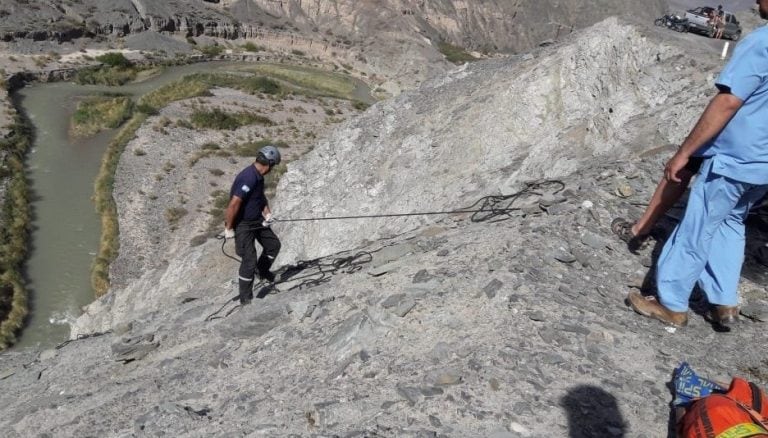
[2,16,767,437]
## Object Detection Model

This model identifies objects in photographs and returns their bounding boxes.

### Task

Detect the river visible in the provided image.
[12,61,373,349]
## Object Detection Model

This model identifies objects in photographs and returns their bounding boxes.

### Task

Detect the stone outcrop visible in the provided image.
[275,18,718,265]
[2,14,767,438]
[0,0,666,55]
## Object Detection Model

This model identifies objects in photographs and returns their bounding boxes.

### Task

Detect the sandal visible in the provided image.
[611,217,649,252]
[611,218,636,244]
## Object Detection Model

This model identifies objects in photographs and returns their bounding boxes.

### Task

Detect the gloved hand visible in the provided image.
[223,228,235,239]
[262,213,275,227]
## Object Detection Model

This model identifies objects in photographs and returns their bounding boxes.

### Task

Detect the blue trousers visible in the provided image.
[656,158,768,312]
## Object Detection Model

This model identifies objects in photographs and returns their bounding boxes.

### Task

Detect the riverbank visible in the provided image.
[0,55,375,348]
[0,113,32,349]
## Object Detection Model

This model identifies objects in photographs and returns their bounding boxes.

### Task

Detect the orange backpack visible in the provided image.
[680,378,768,438]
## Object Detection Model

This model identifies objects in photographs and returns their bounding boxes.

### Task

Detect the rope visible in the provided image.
[273,180,565,224]
[55,329,113,350]
[205,180,565,321]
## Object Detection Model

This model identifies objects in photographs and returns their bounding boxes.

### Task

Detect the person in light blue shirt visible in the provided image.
[627,0,768,328]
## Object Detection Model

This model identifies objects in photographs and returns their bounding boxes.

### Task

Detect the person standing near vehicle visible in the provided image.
[715,5,726,39]
[224,145,282,304]
[627,0,768,328]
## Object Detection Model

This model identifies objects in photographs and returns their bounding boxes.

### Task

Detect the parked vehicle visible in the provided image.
[684,6,742,40]
[654,14,689,32]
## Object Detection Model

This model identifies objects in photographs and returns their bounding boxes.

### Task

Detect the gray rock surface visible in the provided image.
[2,14,768,438]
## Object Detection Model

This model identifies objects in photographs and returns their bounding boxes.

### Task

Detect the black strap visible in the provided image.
[750,381,763,413]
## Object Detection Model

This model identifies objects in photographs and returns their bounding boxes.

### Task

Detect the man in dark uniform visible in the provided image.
[224,145,282,304]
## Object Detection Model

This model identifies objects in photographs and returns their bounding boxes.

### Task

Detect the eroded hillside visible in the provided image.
[1,11,768,438]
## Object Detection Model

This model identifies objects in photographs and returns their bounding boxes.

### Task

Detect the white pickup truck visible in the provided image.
[684,6,742,40]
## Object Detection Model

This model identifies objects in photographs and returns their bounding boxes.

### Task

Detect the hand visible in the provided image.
[262,213,274,227]
[224,228,235,239]
[664,153,689,183]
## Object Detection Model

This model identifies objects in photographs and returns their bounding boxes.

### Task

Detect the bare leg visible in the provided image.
[631,170,694,237]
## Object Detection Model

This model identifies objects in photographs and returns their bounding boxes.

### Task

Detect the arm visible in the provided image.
[262,203,271,218]
[224,196,243,230]
[665,92,743,182]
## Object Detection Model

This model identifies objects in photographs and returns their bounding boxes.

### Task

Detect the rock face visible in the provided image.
[3,16,768,438]
[0,0,665,55]
[275,17,716,265]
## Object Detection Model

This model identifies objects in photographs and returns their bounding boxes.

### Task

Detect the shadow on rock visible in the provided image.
[561,385,627,438]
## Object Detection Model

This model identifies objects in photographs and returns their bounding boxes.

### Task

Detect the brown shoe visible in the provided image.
[627,290,688,327]
[708,306,739,325]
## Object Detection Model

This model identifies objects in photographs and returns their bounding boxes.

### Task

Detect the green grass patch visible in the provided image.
[437,42,477,64]
[137,78,213,114]
[164,206,188,230]
[189,142,231,167]
[90,112,147,297]
[242,42,264,52]
[243,64,358,100]
[0,118,33,349]
[206,189,230,234]
[70,94,133,138]
[75,53,140,86]
[75,65,139,86]
[197,45,224,57]
[185,72,281,95]
[190,107,273,130]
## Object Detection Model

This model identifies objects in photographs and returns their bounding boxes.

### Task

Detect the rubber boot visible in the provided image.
[238,278,253,304]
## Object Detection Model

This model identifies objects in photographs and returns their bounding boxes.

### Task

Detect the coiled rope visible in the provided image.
[205,179,565,321]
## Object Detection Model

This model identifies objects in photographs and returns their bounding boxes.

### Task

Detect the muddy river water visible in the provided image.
[13,61,372,348]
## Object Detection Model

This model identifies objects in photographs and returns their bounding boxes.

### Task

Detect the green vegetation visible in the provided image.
[91,113,148,297]
[197,45,224,57]
[96,52,132,68]
[437,42,477,64]
[190,107,273,130]
[184,72,280,95]
[189,142,231,167]
[75,52,141,86]
[244,64,358,100]
[164,207,188,230]
[137,78,212,114]
[0,118,33,349]
[70,94,133,138]
[242,42,264,52]
[206,189,230,234]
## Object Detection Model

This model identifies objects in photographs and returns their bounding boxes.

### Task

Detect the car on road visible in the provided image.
[684,6,742,40]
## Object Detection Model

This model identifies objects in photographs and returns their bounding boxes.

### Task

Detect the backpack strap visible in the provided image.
[749,382,763,414]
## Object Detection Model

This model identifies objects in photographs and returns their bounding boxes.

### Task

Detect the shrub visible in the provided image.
[242,42,264,52]
[165,207,188,230]
[352,100,370,111]
[138,78,212,112]
[437,41,477,64]
[70,95,133,137]
[190,108,273,130]
[198,45,224,57]
[96,52,133,68]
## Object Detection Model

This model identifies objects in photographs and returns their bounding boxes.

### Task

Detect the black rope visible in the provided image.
[273,180,565,224]
[55,329,113,350]
[206,180,565,321]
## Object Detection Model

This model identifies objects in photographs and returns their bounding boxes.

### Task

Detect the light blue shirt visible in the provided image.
[697,26,768,184]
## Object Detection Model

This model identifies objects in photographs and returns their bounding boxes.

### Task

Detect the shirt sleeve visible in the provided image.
[716,32,768,101]
[231,173,254,200]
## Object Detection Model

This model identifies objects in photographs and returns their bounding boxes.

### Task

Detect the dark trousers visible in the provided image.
[234,220,281,298]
